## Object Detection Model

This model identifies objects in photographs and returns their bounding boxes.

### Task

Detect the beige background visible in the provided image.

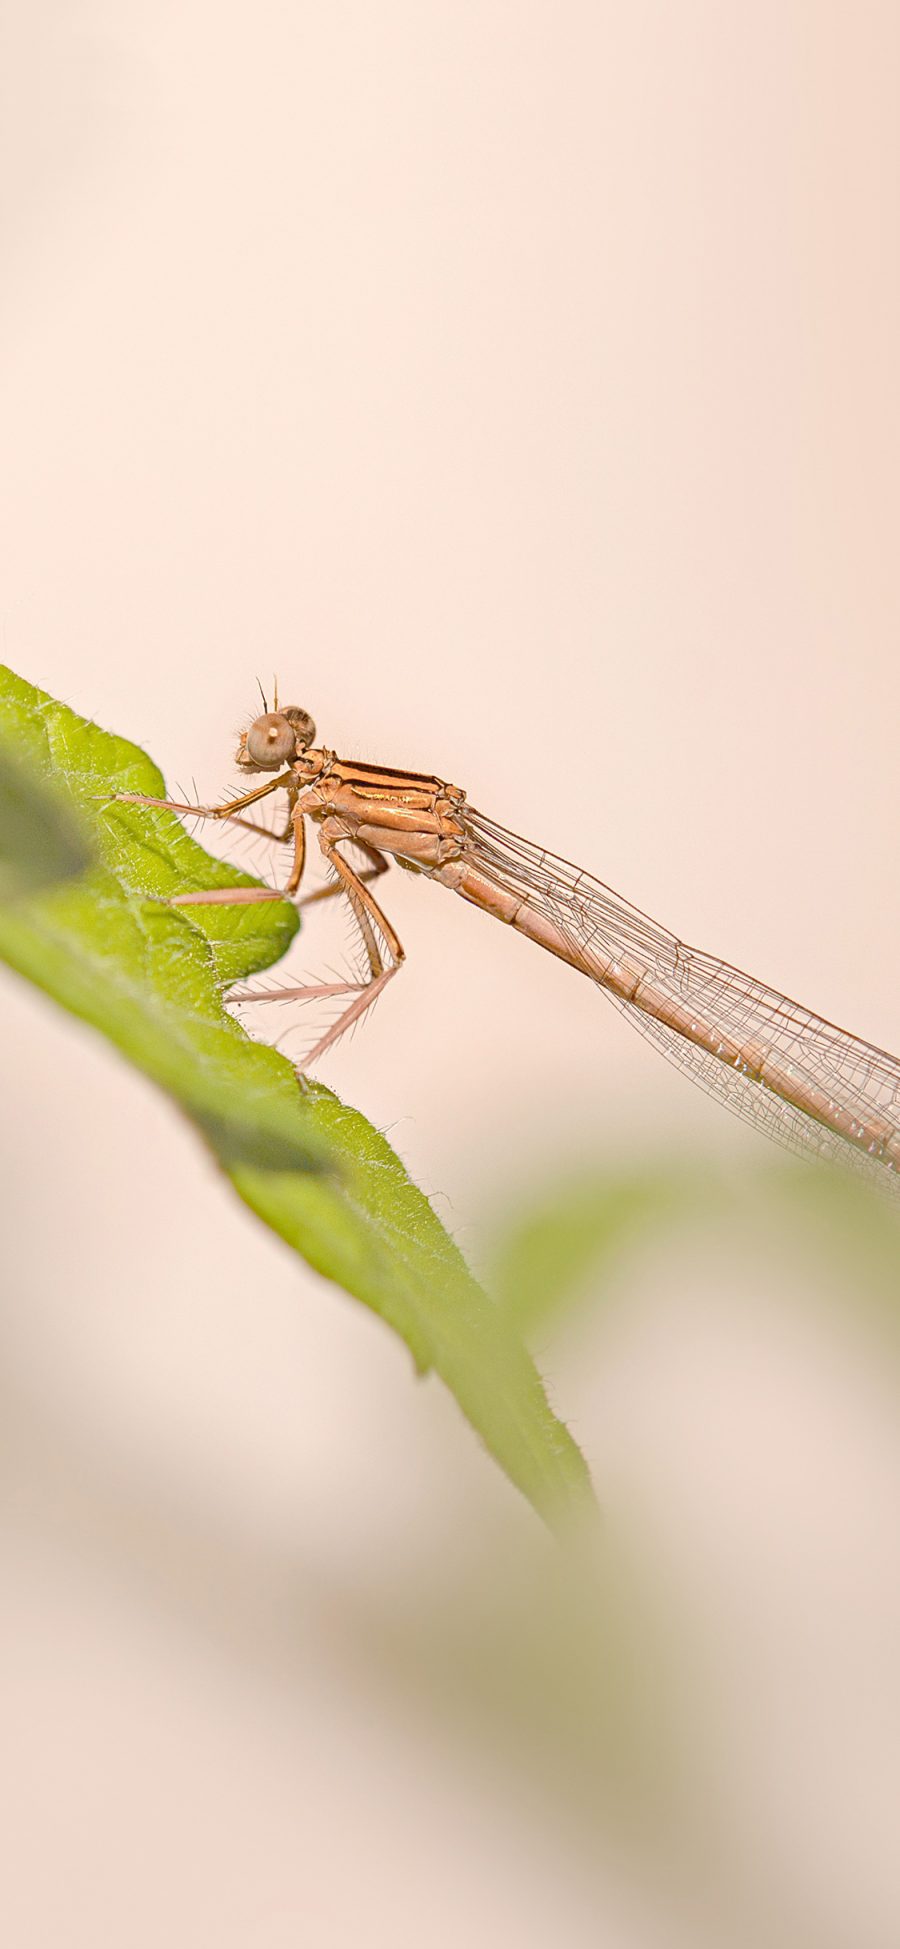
[1,5,899,1945]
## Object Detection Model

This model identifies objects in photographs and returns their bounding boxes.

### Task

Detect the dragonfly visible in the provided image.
[118,699,900,1189]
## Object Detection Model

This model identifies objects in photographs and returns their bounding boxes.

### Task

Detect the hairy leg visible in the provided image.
[229,829,403,1067]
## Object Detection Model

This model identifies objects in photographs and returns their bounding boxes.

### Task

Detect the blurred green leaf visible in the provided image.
[490,1165,691,1341]
[0,665,593,1523]
[755,1160,900,1339]
[490,1149,900,1356]
[0,739,93,896]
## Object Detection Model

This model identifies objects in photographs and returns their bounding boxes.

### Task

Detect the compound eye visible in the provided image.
[245,712,296,767]
[281,707,316,750]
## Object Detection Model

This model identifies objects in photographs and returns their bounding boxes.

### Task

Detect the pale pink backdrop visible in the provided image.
[1,6,899,1945]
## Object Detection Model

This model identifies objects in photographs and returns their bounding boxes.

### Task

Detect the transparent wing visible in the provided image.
[463,807,900,1189]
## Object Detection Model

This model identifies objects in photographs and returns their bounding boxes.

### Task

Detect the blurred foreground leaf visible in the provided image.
[0,740,93,896]
[0,666,593,1523]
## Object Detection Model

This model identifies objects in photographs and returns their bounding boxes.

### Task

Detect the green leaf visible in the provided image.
[490,1165,693,1341]
[0,740,94,896]
[0,665,593,1523]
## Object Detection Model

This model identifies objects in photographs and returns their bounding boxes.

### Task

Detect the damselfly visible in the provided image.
[119,701,900,1188]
